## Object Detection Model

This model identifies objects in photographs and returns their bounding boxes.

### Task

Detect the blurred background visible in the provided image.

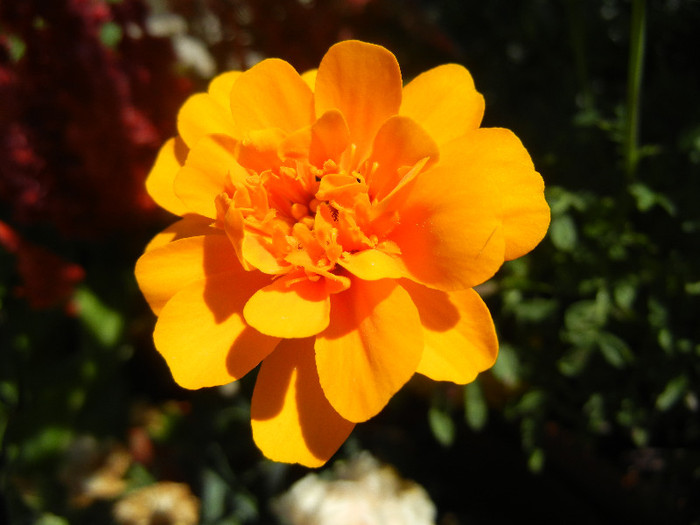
[1,0,699,523]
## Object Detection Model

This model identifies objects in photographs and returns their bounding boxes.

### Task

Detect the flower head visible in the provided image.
[135,40,549,467]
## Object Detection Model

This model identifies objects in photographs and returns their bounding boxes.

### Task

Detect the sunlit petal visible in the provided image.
[154,272,279,389]
[243,274,330,338]
[145,137,190,216]
[389,135,506,291]
[402,281,498,384]
[315,40,402,160]
[229,58,314,134]
[316,277,423,422]
[135,232,240,315]
[251,338,354,467]
[177,93,238,148]
[400,64,484,144]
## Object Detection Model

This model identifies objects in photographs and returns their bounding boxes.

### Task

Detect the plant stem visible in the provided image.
[624,0,647,179]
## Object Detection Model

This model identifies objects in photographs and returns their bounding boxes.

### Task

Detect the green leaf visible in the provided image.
[511,298,558,323]
[596,332,633,368]
[656,376,688,411]
[201,469,227,523]
[36,514,70,525]
[75,286,124,347]
[527,448,545,473]
[549,214,577,251]
[464,381,488,431]
[629,182,676,215]
[557,346,592,377]
[99,22,123,48]
[491,343,520,388]
[428,406,455,447]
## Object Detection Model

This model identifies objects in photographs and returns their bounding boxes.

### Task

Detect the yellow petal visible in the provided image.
[177,93,238,148]
[402,281,498,384]
[400,64,485,145]
[235,128,286,173]
[145,137,190,216]
[207,71,242,107]
[243,274,330,338]
[251,338,354,467]
[338,249,405,280]
[229,58,314,134]
[301,68,317,91]
[280,110,350,167]
[365,115,438,201]
[472,128,550,260]
[135,233,240,315]
[389,135,506,291]
[315,277,423,423]
[153,272,279,389]
[144,215,216,252]
[174,134,244,219]
[314,40,402,160]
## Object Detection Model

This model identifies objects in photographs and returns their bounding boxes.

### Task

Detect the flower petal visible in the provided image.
[364,115,438,201]
[301,69,317,91]
[144,215,216,252]
[229,58,314,134]
[207,71,242,107]
[389,134,506,291]
[280,110,350,167]
[314,40,402,160]
[400,64,485,145]
[135,232,240,315]
[154,271,279,389]
[145,137,190,216]
[338,249,405,280]
[401,281,498,384]
[243,274,331,338]
[177,93,238,148]
[251,338,354,467]
[315,277,423,422]
[174,134,246,219]
[472,128,550,260]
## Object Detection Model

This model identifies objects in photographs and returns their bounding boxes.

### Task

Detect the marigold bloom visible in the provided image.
[135,40,549,467]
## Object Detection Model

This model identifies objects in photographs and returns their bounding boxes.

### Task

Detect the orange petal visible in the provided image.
[338,249,405,280]
[472,128,550,260]
[229,58,314,134]
[177,93,238,148]
[251,338,354,467]
[174,134,246,219]
[389,135,506,291]
[400,64,485,145]
[207,71,242,108]
[135,232,240,315]
[144,215,216,252]
[365,115,438,201]
[280,110,350,167]
[153,271,279,389]
[314,40,402,161]
[145,137,190,216]
[315,277,423,422]
[401,281,498,384]
[243,274,330,338]
[235,128,286,173]
[301,68,317,91]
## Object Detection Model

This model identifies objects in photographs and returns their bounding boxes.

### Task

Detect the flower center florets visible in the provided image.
[220,154,380,280]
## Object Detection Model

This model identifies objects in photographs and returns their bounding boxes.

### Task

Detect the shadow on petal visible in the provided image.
[400,279,461,332]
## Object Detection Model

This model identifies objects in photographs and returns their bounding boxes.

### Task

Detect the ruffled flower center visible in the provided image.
[216,145,407,286]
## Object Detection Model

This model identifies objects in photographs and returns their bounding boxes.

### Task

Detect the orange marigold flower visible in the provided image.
[135,40,550,467]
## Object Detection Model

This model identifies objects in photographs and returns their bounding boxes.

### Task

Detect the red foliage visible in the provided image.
[0,0,191,238]
[0,220,85,310]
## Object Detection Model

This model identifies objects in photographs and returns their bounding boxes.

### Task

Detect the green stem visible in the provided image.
[624,0,647,179]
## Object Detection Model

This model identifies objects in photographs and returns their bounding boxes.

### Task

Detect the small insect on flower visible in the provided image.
[135,40,550,467]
